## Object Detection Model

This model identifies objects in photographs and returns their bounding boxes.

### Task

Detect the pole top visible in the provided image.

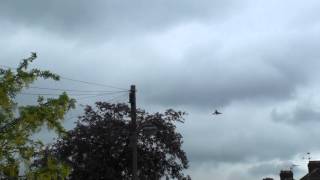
[129,85,136,104]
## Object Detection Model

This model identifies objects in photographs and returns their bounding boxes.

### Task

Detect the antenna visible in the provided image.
[308,152,311,161]
[302,152,312,162]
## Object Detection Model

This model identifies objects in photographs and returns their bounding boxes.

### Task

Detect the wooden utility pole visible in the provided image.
[129,85,138,180]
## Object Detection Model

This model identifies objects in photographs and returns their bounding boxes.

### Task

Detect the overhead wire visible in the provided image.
[58,76,128,91]
[0,63,128,91]
[27,86,126,93]
[0,65,13,69]
[0,118,21,133]
[20,91,126,97]
[105,93,129,103]
[1,63,131,113]
[64,92,129,122]
[64,116,80,122]
[75,91,128,101]
[1,64,131,132]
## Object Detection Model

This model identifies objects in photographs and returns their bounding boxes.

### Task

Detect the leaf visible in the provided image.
[0,53,75,178]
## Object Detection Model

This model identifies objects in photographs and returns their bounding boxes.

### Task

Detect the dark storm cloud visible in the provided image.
[0,0,239,40]
[141,33,320,108]
[2,1,319,109]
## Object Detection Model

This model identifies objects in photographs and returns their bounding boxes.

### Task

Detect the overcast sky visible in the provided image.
[2,0,320,179]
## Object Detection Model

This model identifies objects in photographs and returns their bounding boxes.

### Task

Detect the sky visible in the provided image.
[1,0,320,179]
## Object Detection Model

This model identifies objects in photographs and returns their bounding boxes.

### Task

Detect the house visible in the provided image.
[261,170,294,180]
[263,170,293,180]
[280,170,293,180]
[262,160,320,180]
[300,161,320,180]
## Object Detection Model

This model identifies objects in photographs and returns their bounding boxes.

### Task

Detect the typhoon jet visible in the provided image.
[212,110,222,115]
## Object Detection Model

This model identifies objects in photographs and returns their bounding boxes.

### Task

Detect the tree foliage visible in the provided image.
[0,53,75,179]
[49,102,190,180]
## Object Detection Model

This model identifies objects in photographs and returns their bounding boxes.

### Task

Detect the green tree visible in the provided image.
[0,53,75,179]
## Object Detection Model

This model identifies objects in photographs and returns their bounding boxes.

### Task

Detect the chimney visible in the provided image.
[308,161,320,173]
[280,170,293,180]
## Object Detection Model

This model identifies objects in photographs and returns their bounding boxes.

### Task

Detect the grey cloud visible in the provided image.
[2,1,320,109]
[248,161,292,177]
[272,103,320,124]
[2,1,320,180]
[187,131,301,164]
[179,101,320,166]
[0,0,239,41]
[141,34,320,108]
